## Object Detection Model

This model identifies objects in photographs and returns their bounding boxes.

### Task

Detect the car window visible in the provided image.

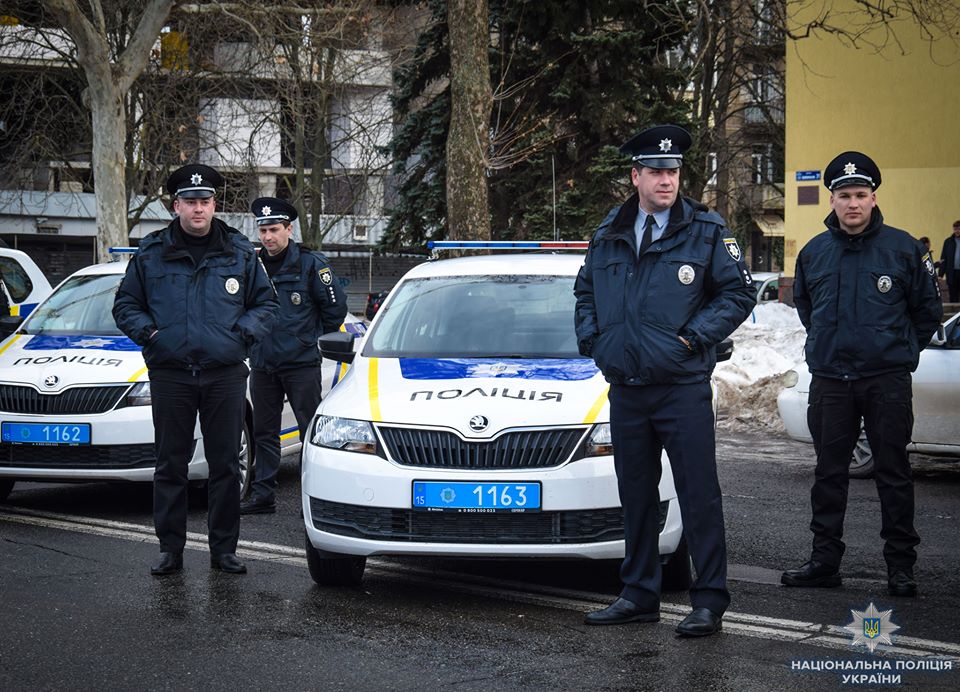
[0,256,34,303]
[363,274,579,358]
[22,274,124,335]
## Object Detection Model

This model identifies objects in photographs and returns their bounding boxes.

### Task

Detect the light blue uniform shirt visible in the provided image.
[634,207,671,253]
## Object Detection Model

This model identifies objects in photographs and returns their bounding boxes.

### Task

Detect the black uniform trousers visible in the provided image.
[609,381,730,616]
[807,372,918,573]
[149,363,249,556]
[249,366,322,504]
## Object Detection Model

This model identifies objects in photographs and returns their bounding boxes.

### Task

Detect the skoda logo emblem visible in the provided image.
[468,415,489,432]
[43,375,59,388]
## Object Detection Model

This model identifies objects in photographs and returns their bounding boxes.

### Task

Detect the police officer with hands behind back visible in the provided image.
[113,164,279,576]
[781,152,942,597]
[239,198,347,516]
[574,125,755,637]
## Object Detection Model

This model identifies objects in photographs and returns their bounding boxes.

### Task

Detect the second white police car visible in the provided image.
[303,244,732,588]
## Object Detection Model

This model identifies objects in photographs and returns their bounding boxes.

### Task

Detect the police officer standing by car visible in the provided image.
[781,152,942,597]
[113,164,278,576]
[240,198,347,515]
[574,125,755,637]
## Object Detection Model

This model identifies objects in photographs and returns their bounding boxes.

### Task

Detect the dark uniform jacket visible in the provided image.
[113,218,279,370]
[793,208,942,381]
[249,242,348,372]
[574,194,755,385]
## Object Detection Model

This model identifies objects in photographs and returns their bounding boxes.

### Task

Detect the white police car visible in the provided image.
[0,255,361,501]
[0,247,53,319]
[303,244,731,588]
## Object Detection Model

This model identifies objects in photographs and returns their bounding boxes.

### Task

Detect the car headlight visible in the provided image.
[584,423,613,457]
[781,370,799,388]
[310,415,378,454]
[120,381,151,407]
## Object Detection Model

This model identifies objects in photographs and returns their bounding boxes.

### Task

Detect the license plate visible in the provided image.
[412,480,541,513]
[1,422,91,446]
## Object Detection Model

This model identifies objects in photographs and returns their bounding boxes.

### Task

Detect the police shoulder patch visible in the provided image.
[922,252,936,277]
[723,237,742,262]
[318,267,333,285]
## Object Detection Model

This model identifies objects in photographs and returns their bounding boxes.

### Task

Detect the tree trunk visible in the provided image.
[89,74,130,258]
[446,0,492,241]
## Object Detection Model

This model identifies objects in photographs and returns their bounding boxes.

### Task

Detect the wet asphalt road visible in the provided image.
[2,430,959,691]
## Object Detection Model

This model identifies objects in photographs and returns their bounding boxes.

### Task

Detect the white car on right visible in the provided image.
[777,310,960,477]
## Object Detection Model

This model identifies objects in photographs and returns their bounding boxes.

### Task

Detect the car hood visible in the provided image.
[322,356,610,434]
[0,333,147,391]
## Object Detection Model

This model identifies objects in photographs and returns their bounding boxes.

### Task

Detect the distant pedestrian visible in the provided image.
[240,198,347,516]
[113,164,279,576]
[782,152,942,597]
[939,220,960,302]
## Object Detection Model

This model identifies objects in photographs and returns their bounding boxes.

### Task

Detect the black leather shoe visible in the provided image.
[676,608,722,637]
[584,598,660,626]
[888,571,917,597]
[781,560,841,588]
[239,497,276,515]
[210,553,247,574]
[150,552,183,576]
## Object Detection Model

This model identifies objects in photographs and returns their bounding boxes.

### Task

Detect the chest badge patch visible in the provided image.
[291,292,302,305]
[678,264,696,285]
[318,268,333,285]
[877,276,892,293]
[723,238,742,262]
[225,277,240,295]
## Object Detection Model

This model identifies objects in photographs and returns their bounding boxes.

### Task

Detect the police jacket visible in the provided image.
[793,208,942,380]
[249,242,348,372]
[113,218,279,370]
[574,195,755,385]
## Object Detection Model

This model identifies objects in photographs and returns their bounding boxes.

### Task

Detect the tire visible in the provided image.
[0,478,14,502]
[305,532,366,586]
[849,428,875,480]
[239,416,255,498]
[661,535,692,591]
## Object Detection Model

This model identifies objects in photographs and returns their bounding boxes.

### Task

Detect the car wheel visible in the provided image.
[849,429,875,480]
[661,535,692,591]
[239,416,255,498]
[305,532,366,586]
[0,478,14,502]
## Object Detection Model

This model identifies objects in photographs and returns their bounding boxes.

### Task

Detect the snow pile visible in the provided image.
[714,302,807,431]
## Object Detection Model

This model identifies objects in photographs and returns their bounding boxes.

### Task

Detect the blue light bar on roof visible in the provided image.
[108,247,137,254]
[427,240,588,250]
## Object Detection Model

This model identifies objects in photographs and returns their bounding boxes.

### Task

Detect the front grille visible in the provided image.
[377,426,588,469]
[0,384,131,414]
[0,443,156,469]
[310,497,669,544]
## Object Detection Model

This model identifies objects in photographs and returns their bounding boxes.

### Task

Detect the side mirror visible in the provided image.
[929,324,946,347]
[716,338,734,363]
[319,331,356,364]
[0,314,23,338]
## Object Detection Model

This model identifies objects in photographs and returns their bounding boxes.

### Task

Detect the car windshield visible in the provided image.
[363,274,580,358]
[22,273,124,336]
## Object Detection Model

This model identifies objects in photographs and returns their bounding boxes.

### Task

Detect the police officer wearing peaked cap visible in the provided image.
[239,197,347,515]
[782,151,942,597]
[113,163,279,576]
[574,125,755,636]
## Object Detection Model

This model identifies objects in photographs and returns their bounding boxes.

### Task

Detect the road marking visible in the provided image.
[2,503,958,661]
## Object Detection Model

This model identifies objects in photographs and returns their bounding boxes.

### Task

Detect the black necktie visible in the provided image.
[640,214,656,254]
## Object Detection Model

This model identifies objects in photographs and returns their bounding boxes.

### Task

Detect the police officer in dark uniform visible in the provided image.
[113,164,279,576]
[575,125,755,636]
[781,152,942,597]
[240,198,347,515]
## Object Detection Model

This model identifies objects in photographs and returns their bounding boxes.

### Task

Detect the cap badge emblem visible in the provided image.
[678,265,695,285]
[261,205,272,216]
[43,374,59,388]
[843,162,857,175]
[225,277,240,295]
[877,276,892,293]
[659,138,672,153]
[190,173,203,185]
[469,415,489,432]
[291,292,302,305]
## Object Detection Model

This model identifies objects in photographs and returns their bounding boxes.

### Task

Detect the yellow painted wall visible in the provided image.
[784,1,960,275]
